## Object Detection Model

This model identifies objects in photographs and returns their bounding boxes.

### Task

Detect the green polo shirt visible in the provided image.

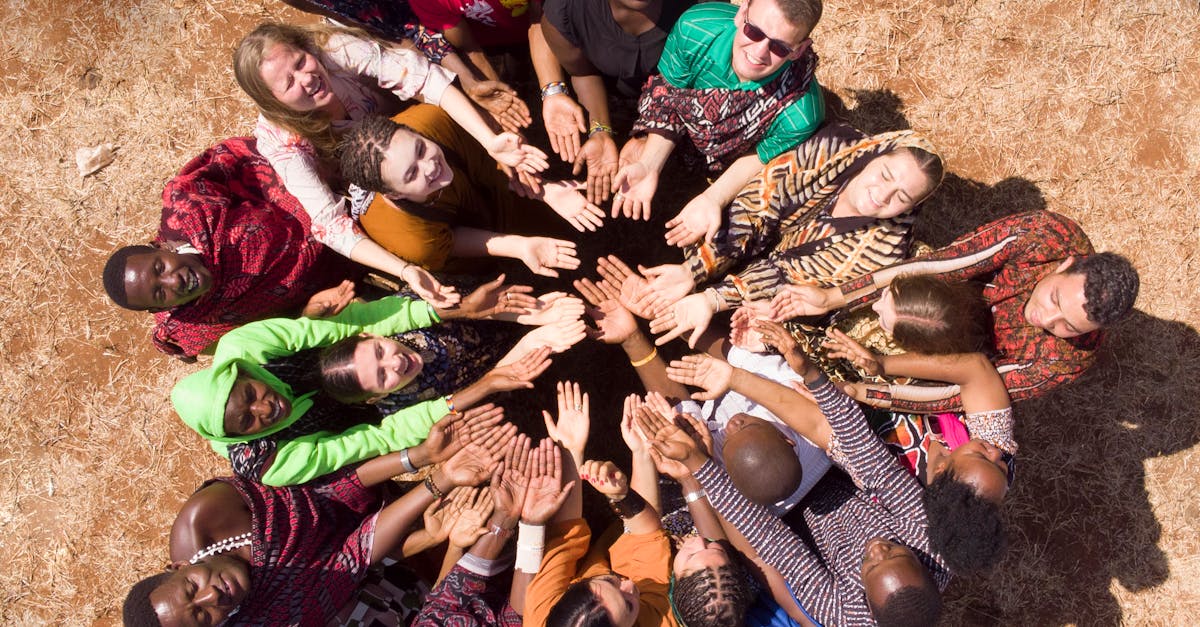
[657,2,824,163]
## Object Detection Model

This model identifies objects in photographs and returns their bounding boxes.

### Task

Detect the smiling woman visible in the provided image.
[169,285,551,487]
[231,22,547,307]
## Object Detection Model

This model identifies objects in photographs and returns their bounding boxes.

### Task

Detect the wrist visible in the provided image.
[587,120,614,138]
[426,470,453,497]
[404,445,426,471]
[488,512,520,531]
[541,81,569,101]
[876,353,891,375]
[683,451,707,473]
[828,286,847,308]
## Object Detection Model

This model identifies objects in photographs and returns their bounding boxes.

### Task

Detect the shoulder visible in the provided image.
[669,2,736,41]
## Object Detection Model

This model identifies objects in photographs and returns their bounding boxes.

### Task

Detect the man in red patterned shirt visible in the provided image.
[771,210,1140,412]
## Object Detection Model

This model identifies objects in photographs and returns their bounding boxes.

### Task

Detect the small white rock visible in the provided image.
[76,143,117,177]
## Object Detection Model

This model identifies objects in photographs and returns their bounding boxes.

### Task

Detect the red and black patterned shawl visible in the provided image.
[631,50,819,172]
[151,137,356,357]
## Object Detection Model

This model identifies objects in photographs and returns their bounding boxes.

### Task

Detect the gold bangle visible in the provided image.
[630,348,658,368]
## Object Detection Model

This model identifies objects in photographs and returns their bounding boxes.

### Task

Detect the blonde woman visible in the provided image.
[233,22,548,306]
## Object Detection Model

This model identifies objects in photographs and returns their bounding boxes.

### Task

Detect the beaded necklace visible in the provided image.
[189,531,253,564]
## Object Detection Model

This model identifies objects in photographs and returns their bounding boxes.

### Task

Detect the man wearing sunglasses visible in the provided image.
[612,0,825,246]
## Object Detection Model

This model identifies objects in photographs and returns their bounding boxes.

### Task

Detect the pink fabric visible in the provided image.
[935,413,971,450]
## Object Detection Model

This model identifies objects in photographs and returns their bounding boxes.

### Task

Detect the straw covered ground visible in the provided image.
[1,0,1198,624]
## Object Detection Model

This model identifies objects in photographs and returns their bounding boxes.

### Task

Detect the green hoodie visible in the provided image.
[171,296,450,486]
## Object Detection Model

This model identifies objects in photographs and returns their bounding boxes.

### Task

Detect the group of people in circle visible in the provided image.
[107,0,1141,625]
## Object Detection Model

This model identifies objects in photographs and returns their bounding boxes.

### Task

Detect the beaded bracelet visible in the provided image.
[587,120,614,138]
[445,393,456,413]
[423,474,445,499]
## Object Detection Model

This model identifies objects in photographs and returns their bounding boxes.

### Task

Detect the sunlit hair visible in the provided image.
[892,145,945,197]
[318,335,374,404]
[923,469,1007,574]
[233,22,369,160]
[338,114,420,195]
[546,578,616,627]
[773,0,823,35]
[1067,252,1139,326]
[872,583,943,627]
[889,275,991,355]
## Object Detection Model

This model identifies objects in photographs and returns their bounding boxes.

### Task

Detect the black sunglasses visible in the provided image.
[742,16,797,58]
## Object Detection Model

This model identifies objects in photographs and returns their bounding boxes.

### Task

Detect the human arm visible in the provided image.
[664,153,763,247]
[611,132,674,220]
[260,395,451,486]
[530,18,586,163]
[537,180,606,232]
[349,237,460,307]
[512,438,576,614]
[368,440,501,562]
[825,329,1011,413]
[213,295,442,366]
[437,85,548,173]
[450,227,581,277]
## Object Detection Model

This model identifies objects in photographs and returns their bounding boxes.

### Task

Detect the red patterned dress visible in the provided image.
[215,468,382,626]
[152,137,356,357]
[837,210,1101,412]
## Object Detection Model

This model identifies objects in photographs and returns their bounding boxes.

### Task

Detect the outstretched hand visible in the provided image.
[439,275,537,320]
[771,284,837,320]
[485,346,554,392]
[520,438,574,525]
[542,181,606,233]
[572,131,619,204]
[665,353,734,401]
[487,132,549,174]
[635,406,707,478]
[516,292,585,326]
[649,292,715,348]
[467,80,532,134]
[575,278,638,345]
[516,236,581,278]
[823,328,883,374]
[490,435,533,523]
[302,280,356,318]
[404,265,460,308]
[542,381,590,460]
[664,193,722,247]
[595,255,665,320]
[578,459,629,500]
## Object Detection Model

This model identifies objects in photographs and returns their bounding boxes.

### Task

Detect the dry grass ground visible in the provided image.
[1,0,1197,624]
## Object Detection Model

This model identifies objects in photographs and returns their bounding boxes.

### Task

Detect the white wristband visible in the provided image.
[515,522,546,573]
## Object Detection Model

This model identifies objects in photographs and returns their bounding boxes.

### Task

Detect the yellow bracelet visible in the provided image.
[630,348,658,368]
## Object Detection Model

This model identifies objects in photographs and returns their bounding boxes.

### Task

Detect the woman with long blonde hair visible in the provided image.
[234,22,547,306]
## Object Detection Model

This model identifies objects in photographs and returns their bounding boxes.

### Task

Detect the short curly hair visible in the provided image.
[922,470,1008,574]
[123,571,171,626]
[1067,252,1139,326]
[338,114,418,195]
[671,561,754,627]
[872,583,944,627]
[102,244,157,310]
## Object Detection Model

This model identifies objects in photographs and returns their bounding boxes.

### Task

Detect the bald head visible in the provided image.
[722,414,802,507]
